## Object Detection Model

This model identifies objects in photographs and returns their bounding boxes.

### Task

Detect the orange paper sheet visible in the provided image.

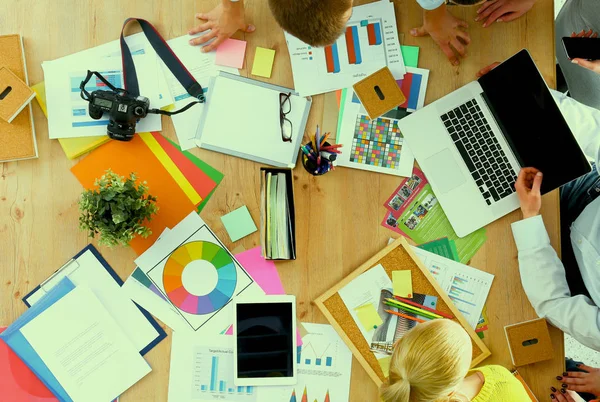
[71,135,196,255]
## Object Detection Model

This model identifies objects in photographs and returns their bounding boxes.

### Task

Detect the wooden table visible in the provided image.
[0,0,563,400]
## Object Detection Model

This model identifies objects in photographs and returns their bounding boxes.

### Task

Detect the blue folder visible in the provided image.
[22,244,166,356]
[0,277,75,401]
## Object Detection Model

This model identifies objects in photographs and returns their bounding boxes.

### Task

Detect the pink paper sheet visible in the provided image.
[228,247,303,346]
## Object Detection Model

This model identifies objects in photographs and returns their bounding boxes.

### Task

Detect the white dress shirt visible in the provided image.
[416,0,445,10]
[511,90,600,351]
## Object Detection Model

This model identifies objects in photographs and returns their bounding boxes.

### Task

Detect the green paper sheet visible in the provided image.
[401,45,420,68]
[166,138,224,212]
[417,238,460,262]
[221,206,258,242]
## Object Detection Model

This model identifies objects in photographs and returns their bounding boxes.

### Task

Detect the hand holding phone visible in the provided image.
[562,30,600,75]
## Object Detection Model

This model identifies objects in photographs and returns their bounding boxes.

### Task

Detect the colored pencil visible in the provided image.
[394,296,454,319]
[384,301,434,319]
[320,133,330,147]
[385,309,426,323]
[385,298,442,319]
[475,325,488,333]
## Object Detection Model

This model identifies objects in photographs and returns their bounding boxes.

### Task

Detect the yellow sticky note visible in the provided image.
[252,47,276,78]
[355,303,383,331]
[378,356,392,377]
[392,270,413,298]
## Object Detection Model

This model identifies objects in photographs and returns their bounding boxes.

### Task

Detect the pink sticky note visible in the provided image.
[226,247,303,346]
[215,39,247,69]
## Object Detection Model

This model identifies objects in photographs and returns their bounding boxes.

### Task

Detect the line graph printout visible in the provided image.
[411,246,494,328]
[284,1,405,96]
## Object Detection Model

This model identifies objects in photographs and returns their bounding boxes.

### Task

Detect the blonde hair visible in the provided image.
[380,319,472,402]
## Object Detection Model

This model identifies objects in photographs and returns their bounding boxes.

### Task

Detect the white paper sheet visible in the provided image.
[43,55,163,139]
[24,249,161,353]
[163,35,238,150]
[285,1,405,96]
[411,246,494,328]
[196,75,307,167]
[338,264,392,346]
[135,212,264,335]
[257,323,353,402]
[168,333,257,402]
[21,286,151,402]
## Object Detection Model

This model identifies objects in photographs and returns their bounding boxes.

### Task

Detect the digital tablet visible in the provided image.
[233,295,297,386]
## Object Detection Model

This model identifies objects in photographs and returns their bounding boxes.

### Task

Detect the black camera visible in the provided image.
[88,89,150,141]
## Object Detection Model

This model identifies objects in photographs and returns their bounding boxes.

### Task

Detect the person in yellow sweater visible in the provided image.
[380,319,529,402]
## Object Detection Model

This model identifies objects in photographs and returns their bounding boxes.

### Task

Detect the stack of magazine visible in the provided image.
[260,168,296,260]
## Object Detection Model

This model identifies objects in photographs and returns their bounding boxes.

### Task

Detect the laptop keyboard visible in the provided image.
[441,99,518,205]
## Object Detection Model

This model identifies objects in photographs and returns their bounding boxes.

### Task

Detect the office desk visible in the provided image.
[0,0,562,400]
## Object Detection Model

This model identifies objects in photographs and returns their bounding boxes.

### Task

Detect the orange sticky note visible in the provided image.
[71,135,196,255]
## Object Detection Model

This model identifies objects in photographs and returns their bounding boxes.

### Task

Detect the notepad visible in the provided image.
[221,205,257,242]
[355,303,383,331]
[392,270,413,298]
[252,47,276,78]
[216,38,247,69]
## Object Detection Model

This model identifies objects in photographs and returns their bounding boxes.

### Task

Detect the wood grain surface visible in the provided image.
[0,0,563,400]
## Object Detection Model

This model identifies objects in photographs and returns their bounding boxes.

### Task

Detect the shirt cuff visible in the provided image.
[417,0,445,11]
[511,215,551,251]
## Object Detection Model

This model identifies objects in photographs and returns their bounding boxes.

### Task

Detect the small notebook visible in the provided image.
[0,35,38,163]
[0,66,35,123]
[505,318,554,366]
[196,72,312,168]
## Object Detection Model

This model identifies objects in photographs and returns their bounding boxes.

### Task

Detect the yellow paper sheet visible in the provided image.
[355,303,383,331]
[251,47,276,78]
[378,356,392,377]
[139,132,201,206]
[392,270,413,298]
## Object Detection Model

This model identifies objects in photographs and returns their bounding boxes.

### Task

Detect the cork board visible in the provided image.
[315,237,491,386]
[0,34,37,162]
[505,318,554,367]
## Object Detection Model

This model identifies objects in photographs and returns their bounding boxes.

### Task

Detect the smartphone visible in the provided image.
[562,37,600,60]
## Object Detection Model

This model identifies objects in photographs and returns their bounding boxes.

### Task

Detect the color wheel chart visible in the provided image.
[350,115,403,168]
[191,345,256,402]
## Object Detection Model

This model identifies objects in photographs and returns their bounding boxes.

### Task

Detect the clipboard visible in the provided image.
[195,72,312,168]
[22,245,166,356]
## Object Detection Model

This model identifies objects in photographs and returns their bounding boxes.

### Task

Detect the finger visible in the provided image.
[531,171,543,194]
[477,1,503,22]
[188,22,211,35]
[563,384,590,392]
[201,35,226,53]
[566,371,590,378]
[515,169,528,191]
[574,363,596,372]
[456,19,469,29]
[476,62,501,77]
[456,30,471,45]
[195,12,210,21]
[592,32,599,38]
[572,59,600,73]
[477,0,498,15]
[440,43,459,66]
[410,26,428,37]
[483,6,511,27]
[497,12,522,22]
[563,377,586,384]
[451,38,466,57]
[189,30,217,46]
[584,29,594,38]
[244,24,256,33]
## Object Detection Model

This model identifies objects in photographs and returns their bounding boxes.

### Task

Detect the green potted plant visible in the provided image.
[79,169,159,247]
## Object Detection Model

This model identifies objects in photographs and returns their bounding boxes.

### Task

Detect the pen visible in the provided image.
[320,133,330,147]
[385,309,426,323]
[301,146,316,160]
[394,296,454,319]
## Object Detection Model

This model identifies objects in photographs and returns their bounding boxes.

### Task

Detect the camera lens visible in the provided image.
[134,106,145,116]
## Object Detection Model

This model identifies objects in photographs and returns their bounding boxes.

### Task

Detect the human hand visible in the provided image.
[569,30,600,75]
[559,364,600,396]
[411,4,470,66]
[476,62,501,78]
[188,3,255,53]
[515,167,543,219]
[550,387,587,402]
[475,0,536,28]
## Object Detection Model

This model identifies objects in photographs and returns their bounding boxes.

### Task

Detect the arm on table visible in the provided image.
[188,0,255,52]
[512,215,600,351]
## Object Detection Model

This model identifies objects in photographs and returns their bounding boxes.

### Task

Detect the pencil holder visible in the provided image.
[301,141,335,176]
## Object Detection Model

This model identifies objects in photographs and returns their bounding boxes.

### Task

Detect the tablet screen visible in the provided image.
[235,302,294,378]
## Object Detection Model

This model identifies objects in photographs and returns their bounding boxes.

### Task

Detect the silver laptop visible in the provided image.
[398,49,590,237]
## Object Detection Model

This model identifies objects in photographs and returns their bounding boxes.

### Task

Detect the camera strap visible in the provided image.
[120,18,205,108]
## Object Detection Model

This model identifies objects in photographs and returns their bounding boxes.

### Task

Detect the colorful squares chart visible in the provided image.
[350,115,403,168]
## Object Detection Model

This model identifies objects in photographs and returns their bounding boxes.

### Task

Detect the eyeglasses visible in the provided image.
[280,92,293,143]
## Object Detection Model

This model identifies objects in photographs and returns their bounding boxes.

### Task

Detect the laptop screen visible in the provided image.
[478,49,590,194]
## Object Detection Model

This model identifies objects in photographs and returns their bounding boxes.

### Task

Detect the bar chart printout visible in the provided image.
[192,346,257,402]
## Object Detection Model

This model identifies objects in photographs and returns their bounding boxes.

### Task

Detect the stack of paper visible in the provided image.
[261,170,296,260]
[71,132,221,254]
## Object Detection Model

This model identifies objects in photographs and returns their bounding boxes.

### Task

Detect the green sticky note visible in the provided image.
[355,303,383,330]
[392,270,413,298]
[401,45,419,68]
[221,206,258,242]
[252,47,276,78]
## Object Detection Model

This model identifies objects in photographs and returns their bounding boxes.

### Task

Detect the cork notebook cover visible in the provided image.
[315,237,491,386]
[352,67,406,119]
[0,35,37,163]
[505,318,554,367]
[0,66,35,123]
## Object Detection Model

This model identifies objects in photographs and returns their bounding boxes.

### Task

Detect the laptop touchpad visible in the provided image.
[425,149,467,194]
